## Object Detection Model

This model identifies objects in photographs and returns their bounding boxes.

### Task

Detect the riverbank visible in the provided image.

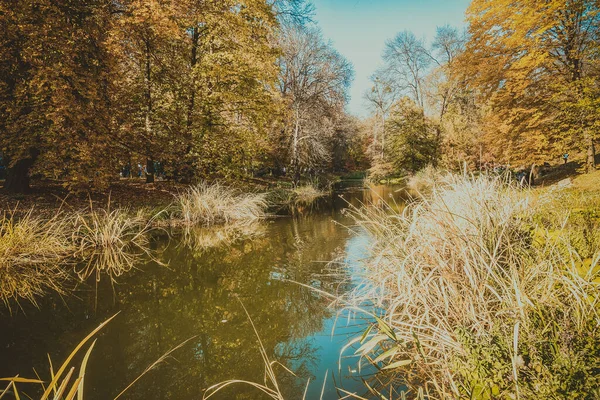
[344,170,600,399]
[0,176,342,307]
[0,175,340,215]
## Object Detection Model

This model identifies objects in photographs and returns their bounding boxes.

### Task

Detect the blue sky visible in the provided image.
[311,0,472,117]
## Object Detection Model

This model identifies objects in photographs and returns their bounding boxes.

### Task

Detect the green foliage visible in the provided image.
[386,98,439,173]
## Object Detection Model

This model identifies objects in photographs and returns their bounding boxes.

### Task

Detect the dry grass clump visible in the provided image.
[175,182,268,226]
[406,164,445,195]
[291,184,326,206]
[0,210,73,306]
[0,202,162,307]
[346,173,600,399]
[72,205,156,283]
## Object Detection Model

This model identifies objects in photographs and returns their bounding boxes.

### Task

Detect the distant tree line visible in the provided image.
[364,0,600,176]
[0,0,366,192]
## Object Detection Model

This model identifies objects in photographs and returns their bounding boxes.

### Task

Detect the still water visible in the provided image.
[0,185,403,399]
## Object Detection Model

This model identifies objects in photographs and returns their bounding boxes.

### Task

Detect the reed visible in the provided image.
[0,209,73,307]
[291,183,326,206]
[344,173,600,398]
[174,182,268,227]
[405,164,444,195]
[0,314,194,400]
[71,204,157,283]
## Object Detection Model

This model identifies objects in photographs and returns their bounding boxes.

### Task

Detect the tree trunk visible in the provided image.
[587,137,596,173]
[144,39,154,184]
[4,149,40,193]
[145,158,155,183]
[292,107,300,186]
[380,113,385,160]
[180,26,201,184]
[186,27,199,133]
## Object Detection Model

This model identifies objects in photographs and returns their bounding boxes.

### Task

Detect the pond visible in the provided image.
[0,185,405,400]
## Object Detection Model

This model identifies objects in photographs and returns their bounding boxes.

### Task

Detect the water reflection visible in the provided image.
[0,186,404,400]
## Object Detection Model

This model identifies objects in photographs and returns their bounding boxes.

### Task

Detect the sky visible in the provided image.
[311,0,472,117]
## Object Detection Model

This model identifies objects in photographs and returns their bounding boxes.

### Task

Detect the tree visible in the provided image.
[462,0,600,171]
[386,98,438,173]
[0,0,353,191]
[109,0,280,183]
[330,114,369,172]
[424,26,483,170]
[383,31,431,109]
[0,0,116,192]
[278,26,353,183]
[364,71,397,159]
[372,26,469,172]
[176,0,280,180]
[427,25,466,124]
[270,0,314,25]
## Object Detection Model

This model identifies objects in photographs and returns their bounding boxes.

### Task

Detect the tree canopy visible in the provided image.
[362,0,600,177]
[0,0,359,192]
[461,0,600,170]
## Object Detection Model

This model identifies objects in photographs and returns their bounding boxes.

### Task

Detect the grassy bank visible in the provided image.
[346,172,600,399]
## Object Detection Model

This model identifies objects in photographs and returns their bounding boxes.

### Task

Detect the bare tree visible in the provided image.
[431,25,465,67]
[426,25,467,123]
[364,71,397,159]
[376,26,468,169]
[269,0,314,25]
[383,31,431,108]
[279,25,353,183]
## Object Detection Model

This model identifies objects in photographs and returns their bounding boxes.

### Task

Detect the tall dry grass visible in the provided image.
[346,173,600,399]
[71,205,157,283]
[0,202,163,306]
[290,183,326,206]
[0,210,73,307]
[174,182,268,227]
[405,164,444,195]
[0,314,195,400]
